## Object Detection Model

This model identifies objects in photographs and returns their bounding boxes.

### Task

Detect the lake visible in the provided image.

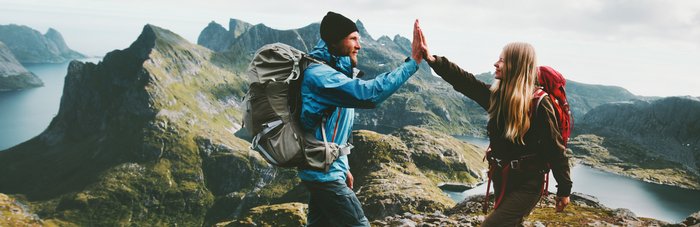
[447,135,700,223]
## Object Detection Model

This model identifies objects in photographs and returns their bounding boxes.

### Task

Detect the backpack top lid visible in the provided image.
[538,66,565,96]
[247,43,305,84]
[535,65,572,146]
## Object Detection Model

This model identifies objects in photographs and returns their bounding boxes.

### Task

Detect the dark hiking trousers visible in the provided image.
[482,172,544,227]
[303,180,370,227]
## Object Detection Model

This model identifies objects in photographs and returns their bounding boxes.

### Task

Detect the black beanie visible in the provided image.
[320,11,358,44]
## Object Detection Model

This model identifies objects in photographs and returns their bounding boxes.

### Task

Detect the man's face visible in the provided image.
[334,31,361,67]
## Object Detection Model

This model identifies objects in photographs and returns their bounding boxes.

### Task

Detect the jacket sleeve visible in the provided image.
[534,97,572,197]
[307,59,419,109]
[427,55,491,110]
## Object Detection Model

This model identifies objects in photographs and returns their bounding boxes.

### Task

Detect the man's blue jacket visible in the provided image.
[298,40,419,182]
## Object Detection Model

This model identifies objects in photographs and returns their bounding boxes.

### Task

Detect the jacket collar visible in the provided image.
[308,40,354,76]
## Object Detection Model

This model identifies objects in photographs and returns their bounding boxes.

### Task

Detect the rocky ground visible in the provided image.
[0,193,42,226]
[213,192,700,227]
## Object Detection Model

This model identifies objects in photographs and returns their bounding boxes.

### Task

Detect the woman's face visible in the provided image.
[494,52,505,79]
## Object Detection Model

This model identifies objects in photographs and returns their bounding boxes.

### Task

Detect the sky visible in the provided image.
[1,0,698,97]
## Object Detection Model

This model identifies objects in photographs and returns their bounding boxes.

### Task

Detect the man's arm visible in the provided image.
[305,60,419,109]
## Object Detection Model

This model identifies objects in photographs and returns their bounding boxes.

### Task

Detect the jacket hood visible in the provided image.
[308,40,354,76]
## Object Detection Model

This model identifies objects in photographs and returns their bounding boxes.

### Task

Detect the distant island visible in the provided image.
[0,24,86,91]
[0,24,85,64]
[0,41,42,91]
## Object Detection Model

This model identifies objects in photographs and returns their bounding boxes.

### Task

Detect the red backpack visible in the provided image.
[482,66,573,214]
[534,65,572,145]
[532,66,573,204]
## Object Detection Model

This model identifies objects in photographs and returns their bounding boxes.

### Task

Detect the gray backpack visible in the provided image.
[242,43,343,172]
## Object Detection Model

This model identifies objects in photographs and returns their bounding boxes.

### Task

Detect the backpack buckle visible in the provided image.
[510,160,520,169]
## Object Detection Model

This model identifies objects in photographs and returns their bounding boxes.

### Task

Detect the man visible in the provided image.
[299,11,423,226]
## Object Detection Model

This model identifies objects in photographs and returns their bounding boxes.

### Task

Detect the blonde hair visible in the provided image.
[488,42,538,145]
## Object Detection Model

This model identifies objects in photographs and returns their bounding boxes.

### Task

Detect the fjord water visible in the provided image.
[0,59,99,150]
[449,135,700,223]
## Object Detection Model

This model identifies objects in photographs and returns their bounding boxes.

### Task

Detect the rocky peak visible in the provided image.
[44,28,68,52]
[197,21,231,52]
[228,18,253,39]
[355,20,373,40]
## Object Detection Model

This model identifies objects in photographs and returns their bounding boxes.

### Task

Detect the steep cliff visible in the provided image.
[0,24,85,63]
[0,41,43,90]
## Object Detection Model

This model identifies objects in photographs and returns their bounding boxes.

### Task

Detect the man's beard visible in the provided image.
[350,55,358,67]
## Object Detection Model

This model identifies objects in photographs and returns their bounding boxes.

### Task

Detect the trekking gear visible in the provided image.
[482,65,573,214]
[533,66,573,197]
[242,43,347,172]
[535,66,573,145]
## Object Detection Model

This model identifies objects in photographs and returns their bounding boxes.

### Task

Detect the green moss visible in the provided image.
[223,202,308,227]
[526,203,616,225]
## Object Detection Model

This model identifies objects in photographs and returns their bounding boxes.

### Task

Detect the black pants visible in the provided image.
[303,180,369,227]
[482,171,544,227]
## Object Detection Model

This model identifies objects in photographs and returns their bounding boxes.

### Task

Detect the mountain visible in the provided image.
[0,24,86,63]
[571,97,700,189]
[0,24,291,226]
[0,41,43,90]
[196,19,253,52]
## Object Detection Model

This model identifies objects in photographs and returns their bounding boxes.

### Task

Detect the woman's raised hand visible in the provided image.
[415,20,435,64]
[411,19,424,64]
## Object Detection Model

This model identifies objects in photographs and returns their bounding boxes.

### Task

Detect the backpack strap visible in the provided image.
[532,88,548,116]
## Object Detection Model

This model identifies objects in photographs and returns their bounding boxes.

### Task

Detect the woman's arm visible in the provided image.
[427,56,492,110]
[535,97,572,199]
[416,21,491,110]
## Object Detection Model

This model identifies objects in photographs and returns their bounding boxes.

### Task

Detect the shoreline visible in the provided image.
[573,158,700,191]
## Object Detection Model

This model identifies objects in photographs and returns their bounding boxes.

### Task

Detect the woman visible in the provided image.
[416,24,572,226]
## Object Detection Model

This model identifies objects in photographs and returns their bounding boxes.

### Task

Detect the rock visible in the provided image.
[447,195,488,215]
[683,211,700,226]
[349,130,457,220]
[0,41,43,91]
[570,192,605,209]
[0,193,42,226]
[219,202,307,227]
[438,182,473,192]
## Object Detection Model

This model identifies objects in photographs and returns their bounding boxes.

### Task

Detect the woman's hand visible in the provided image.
[411,19,424,64]
[556,196,570,212]
[346,171,354,189]
[415,20,435,64]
